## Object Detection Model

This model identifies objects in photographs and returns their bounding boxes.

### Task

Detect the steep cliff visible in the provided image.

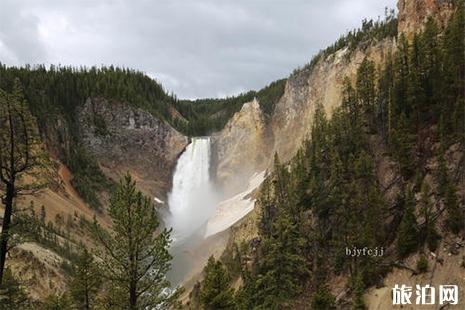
[212,40,395,196]
[211,99,271,195]
[78,97,188,201]
[271,39,395,163]
[397,0,456,39]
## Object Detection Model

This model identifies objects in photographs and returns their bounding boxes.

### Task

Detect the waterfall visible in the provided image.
[167,137,219,284]
[167,137,216,242]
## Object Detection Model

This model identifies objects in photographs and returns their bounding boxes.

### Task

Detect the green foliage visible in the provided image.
[416,256,429,273]
[0,268,30,309]
[200,256,236,310]
[356,57,376,118]
[351,273,366,310]
[175,79,286,135]
[379,6,465,162]
[69,248,102,309]
[42,293,73,310]
[419,183,439,251]
[239,157,309,309]
[68,144,113,210]
[444,183,463,234]
[299,9,397,73]
[311,286,336,310]
[397,190,419,258]
[389,113,415,178]
[91,173,178,309]
[436,149,464,234]
[14,209,81,265]
[93,114,109,136]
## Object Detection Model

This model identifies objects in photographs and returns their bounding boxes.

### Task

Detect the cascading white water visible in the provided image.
[167,137,219,284]
[167,137,217,242]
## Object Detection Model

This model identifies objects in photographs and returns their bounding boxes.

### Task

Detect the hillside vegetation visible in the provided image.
[193,3,465,309]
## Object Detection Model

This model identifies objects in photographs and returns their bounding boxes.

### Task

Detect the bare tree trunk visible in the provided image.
[129,280,137,310]
[0,183,14,285]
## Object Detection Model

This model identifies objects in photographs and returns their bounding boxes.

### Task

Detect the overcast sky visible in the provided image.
[0,0,396,99]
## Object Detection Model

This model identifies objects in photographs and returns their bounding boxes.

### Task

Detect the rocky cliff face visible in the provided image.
[211,98,271,195]
[78,97,188,200]
[271,39,395,163]
[397,0,456,39]
[212,40,396,194]
[212,0,458,198]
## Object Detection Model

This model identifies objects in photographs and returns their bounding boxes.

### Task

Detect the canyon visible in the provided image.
[1,0,463,307]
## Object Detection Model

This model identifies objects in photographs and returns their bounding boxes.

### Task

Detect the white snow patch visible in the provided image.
[204,171,266,237]
[154,197,164,204]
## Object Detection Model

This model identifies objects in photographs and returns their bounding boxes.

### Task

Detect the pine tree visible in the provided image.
[443,0,465,138]
[444,183,463,234]
[351,273,366,310]
[0,80,48,285]
[356,57,376,128]
[397,189,419,257]
[69,248,102,309]
[311,285,336,310]
[245,156,310,309]
[91,173,178,309]
[393,34,410,117]
[199,256,235,310]
[378,52,394,142]
[419,183,439,251]
[42,293,72,310]
[0,268,29,309]
[390,113,415,178]
[253,209,309,308]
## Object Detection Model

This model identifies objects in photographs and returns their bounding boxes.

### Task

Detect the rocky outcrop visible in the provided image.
[212,39,395,196]
[271,39,395,163]
[78,97,188,200]
[397,0,456,39]
[211,98,270,195]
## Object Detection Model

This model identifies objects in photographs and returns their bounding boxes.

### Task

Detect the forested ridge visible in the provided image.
[193,3,465,309]
[0,64,285,208]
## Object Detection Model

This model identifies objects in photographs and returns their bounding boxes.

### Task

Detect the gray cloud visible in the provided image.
[0,0,396,99]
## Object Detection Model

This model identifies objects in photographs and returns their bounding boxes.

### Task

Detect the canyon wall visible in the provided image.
[397,0,456,39]
[78,97,188,200]
[212,0,457,197]
[212,39,396,194]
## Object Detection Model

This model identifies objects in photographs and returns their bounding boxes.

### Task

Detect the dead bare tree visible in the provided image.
[0,79,47,285]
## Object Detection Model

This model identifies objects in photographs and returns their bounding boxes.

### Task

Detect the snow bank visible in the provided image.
[204,171,266,237]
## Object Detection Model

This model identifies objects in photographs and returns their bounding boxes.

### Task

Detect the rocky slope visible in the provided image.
[211,99,270,195]
[78,97,188,201]
[397,0,456,39]
[212,38,395,195]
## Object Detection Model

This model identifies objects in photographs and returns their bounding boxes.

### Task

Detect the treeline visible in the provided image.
[193,3,465,309]
[0,65,176,209]
[175,79,286,135]
[299,8,397,73]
